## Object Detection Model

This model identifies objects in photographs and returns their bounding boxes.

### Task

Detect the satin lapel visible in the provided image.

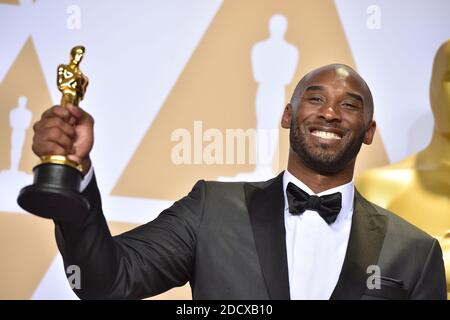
[244,172,290,300]
[330,189,388,300]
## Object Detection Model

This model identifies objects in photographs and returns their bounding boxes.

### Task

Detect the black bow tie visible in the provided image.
[286,182,342,224]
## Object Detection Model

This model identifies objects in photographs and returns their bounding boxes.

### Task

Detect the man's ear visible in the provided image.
[281,103,293,129]
[363,120,376,145]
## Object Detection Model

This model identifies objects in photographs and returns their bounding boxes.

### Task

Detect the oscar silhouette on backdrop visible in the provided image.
[252,14,299,178]
[356,39,450,297]
[220,14,298,181]
[9,96,32,173]
[0,96,33,211]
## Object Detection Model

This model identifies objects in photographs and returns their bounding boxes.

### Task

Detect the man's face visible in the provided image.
[286,67,375,174]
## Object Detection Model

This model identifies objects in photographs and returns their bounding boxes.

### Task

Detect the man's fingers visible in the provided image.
[40,105,59,119]
[33,104,94,160]
[41,105,71,122]
[66,103,83,119]
[68,116,76,126]
[33,127,74,153]
[32,140,68,157]
[41,105,93,128]
[39,117,76,138]
[66,103,94,126]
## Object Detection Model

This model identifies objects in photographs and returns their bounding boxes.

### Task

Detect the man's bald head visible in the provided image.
[290,64,374,122]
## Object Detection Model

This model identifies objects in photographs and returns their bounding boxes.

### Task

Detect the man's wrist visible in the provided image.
[81,157,92,175]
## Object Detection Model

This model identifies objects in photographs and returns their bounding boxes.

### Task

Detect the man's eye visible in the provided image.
[309,97,323,103]
[343,102,358,109]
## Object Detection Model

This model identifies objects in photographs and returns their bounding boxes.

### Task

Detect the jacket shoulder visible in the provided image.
[357,191,436,244]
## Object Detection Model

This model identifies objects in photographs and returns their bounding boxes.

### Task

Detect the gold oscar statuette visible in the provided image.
[17,46,90,220]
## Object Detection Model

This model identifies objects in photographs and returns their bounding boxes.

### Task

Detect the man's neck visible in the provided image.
[287,151,354,194]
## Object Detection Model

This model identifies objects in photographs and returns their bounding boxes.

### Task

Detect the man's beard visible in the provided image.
[290,118,366,174]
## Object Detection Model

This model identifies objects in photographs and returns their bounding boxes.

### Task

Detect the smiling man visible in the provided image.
[284,64,375,187]
[31,64,446,299]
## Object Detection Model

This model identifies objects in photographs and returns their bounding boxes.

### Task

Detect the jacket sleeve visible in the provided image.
[54,173,206,299]
[409,238,447,299]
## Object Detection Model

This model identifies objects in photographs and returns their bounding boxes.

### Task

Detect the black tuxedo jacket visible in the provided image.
[55,172,447,299]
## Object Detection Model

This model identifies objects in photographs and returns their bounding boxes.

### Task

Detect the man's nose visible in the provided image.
[318,102,341,122]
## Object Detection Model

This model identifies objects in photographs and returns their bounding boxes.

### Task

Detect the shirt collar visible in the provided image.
[282,169,355,221]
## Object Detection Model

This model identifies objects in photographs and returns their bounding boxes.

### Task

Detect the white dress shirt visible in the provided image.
[283,170,354,300]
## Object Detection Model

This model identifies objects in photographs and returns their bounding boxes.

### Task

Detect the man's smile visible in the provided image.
[311,130,341,140]
[306,124,346,144]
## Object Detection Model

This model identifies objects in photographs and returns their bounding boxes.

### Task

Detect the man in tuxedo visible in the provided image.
[32,64,447,299]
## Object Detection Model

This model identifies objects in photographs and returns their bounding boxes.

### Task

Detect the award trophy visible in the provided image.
[17,46,90,220]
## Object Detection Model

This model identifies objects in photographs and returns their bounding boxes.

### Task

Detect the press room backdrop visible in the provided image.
[0,0,449,299]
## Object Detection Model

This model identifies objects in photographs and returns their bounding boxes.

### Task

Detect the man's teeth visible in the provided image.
[311,130,341,140]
